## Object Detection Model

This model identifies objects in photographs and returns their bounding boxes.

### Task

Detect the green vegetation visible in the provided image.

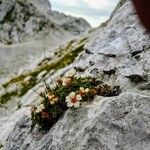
[0,38,87,105]
[0,91,18,105]
[31,71,120,131]
[32,76,105,130]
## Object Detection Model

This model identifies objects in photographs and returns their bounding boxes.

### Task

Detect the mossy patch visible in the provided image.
[0,91,18,105]
[0,38,87,105]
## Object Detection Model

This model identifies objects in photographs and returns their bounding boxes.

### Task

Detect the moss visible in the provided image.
[3,75,25,88]
[0,77,37,105]
[1,38,87,104]
[3,38,86,87]
[26,43,84,77]
[0,91,18,105]
[78,37,88,44]
[59,45,83,67]
[19,77,37,96]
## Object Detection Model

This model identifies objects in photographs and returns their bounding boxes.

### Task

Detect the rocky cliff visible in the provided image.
[0,0,150,149]
[0,0,90,44]
[0,0,91,80]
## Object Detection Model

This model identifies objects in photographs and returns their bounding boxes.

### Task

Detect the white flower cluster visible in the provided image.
[66,92,82,108]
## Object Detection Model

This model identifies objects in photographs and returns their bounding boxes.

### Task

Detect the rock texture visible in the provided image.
[0,0,55,44]
[6,93,150,150]
[1,0,150,149]
[74,0,150,94]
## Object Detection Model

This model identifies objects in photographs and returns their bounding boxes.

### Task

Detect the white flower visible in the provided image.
[65,69,76,77]
[66,92,82,108]
[80,87,89,94]
[36,104,45,113]
[62,77,72,86]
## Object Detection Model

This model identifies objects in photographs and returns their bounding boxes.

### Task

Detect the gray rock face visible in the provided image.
[2,0,150,149]
[0,0,91,80]
[0,0,51,44]
[5,93,150,150]
[29,0,51,15]
[0,0,90,44]
[48,11,91,36]
[74,0,150,93]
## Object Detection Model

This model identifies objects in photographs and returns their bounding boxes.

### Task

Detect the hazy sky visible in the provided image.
[49,0,119,27]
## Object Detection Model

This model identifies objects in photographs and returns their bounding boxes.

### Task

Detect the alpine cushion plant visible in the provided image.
[31,69,121,130]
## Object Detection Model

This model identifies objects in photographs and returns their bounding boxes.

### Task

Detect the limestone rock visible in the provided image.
[74,0,150,92]
[5,93,150,150]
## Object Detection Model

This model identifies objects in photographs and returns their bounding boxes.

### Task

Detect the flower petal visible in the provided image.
[40,104,45,109]
[85,88,89,93]
[69,92,76,98]
[80,87,84,92]
[76,94,82,100]
[36,104,44,113]
[74,101,80,108]
[67,102,73,107]
[65,96,70,102]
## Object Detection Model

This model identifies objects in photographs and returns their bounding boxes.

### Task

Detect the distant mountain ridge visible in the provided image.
[0,0,91,80]
[0,0,91,45]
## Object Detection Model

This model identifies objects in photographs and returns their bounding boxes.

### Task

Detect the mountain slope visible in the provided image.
[0,0,150,149]
[0,0,90,44]
[0,0,91,80]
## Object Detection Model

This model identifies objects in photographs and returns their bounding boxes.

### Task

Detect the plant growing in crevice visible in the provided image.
[31,69,121,131]
[0,39,87,105]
